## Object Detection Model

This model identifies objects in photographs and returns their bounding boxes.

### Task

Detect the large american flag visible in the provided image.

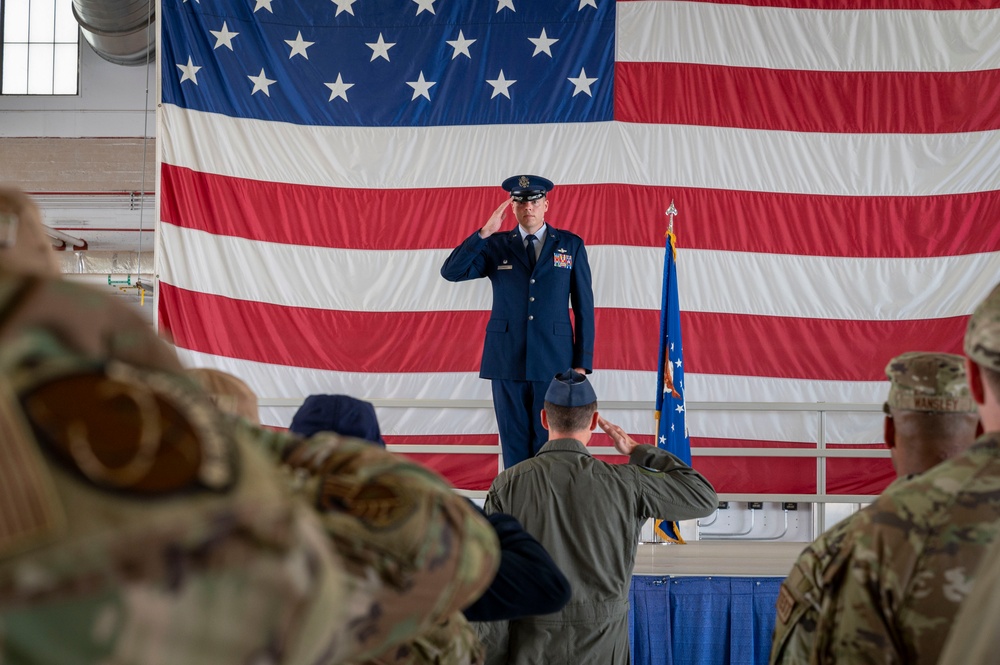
[158,0,1000,495]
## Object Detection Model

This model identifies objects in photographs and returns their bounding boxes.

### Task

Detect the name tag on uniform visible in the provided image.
[553,253,573,269]
[498,265,513,270]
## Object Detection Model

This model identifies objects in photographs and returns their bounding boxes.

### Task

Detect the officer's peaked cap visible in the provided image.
[502,174,554,202]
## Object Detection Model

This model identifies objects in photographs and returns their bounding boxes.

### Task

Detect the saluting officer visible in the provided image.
[441,175,594,468]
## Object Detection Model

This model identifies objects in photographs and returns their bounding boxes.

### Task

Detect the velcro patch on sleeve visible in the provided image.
[20,363,237,495]
[776,584,797,625]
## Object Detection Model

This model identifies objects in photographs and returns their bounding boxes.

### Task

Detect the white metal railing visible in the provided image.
[259,396,887,528]
[32,191,156,210]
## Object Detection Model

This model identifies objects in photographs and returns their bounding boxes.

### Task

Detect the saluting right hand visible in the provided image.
[599,417,640,456]
[480,199,511,238]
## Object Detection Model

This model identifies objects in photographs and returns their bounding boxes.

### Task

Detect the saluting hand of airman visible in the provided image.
[480,199,511,238]
[598,416,640,456]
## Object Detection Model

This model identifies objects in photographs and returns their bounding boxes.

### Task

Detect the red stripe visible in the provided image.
[698,456,816,494]
[617,62,1000,134]
[161,166,1000,258]
[827,457,896,494]
[693,456,894,495]
[617,0,1000,8]
[396,453,498,491]
[159,284,967,381]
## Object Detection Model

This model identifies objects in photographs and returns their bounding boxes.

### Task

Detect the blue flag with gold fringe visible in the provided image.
[654,222,690,543]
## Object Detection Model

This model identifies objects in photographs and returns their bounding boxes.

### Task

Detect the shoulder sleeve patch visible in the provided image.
[776,584,796,624]
[20,362,237,495]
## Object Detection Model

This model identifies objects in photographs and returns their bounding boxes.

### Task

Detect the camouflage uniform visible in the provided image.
[346,610,484,665]
[184,367,261,425]
[277,430,496,665]
[935,281,1000,665]
[0,273,183,375]
[965,280,1000,374]
[770,351,985,665]
[936,533,1000,664]
[187,371,488,665]
[0,271,500,664]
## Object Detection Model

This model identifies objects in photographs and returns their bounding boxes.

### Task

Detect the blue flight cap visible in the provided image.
[544,369,597,407]
[502,174,554,202]
[289,394,386,446]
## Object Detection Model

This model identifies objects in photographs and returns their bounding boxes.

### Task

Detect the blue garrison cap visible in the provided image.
[544,369,597,407]
[502,174,554,202]
[289,394,386,446]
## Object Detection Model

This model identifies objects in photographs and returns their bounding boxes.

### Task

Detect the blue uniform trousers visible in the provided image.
[491,378,550,468]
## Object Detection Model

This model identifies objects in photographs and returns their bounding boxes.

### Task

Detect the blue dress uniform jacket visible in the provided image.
[440,225,594,381]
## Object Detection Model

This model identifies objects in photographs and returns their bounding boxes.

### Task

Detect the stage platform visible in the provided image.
[634,540,804,577]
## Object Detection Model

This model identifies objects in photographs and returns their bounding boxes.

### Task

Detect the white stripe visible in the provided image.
[618,1,1000,72]
[159,224,1000,320]
[175,350,887,442]
[160,105,1000,196]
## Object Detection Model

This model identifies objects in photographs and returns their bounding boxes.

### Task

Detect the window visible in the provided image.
[2,0,79,95]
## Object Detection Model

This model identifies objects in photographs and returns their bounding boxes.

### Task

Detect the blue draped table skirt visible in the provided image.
[629,576,783,665]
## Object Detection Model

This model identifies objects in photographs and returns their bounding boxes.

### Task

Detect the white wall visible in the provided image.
[0,43,155,138]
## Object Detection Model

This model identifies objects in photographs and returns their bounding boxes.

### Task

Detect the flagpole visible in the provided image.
[650,200,690,544]
[654,200,678,437]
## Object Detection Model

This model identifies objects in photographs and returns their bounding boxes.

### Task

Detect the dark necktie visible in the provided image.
[525,234,537,270]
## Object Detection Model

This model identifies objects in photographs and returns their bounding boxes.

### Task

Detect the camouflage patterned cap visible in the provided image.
[884,351,975,413]
[965,281,1000,372]
[185,367,260,425]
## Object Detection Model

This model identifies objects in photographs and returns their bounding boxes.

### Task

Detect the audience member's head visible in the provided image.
[965,281,1000,432]
[184,367,260,425]
[289,394,385,446]
[882,351,980,477]
[541,369,599,439]
[0,186,60,277]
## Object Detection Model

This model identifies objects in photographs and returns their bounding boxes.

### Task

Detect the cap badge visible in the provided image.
[518,175,530,188]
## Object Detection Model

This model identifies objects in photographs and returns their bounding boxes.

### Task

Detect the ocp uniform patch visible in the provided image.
[19,361,237,496]
[776,584,796,624]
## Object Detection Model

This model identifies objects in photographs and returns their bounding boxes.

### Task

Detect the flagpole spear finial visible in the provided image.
[665,200,678,234]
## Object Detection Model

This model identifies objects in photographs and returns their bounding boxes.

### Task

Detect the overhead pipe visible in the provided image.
[45,227,88,251]
[72,0,155,66]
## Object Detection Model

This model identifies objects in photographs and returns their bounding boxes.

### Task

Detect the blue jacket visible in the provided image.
[462,510,571,622]
[441,225,594,381]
